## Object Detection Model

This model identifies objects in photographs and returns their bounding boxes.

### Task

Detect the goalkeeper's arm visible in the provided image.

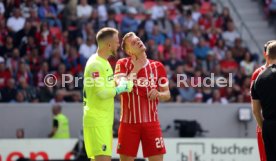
[96,78,133,99]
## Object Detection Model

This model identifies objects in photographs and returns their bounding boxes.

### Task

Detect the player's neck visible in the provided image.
[269,59,276,65]
[136,52,147,61]
[97,48,109,60]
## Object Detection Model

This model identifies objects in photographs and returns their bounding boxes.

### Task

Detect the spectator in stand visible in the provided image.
[12,91,27,103]
[38,86,55,102]
[220,50,238,74]
[0,0,4,16]
[241,77,251,103]
[201,51,218,75]
[0,78,16,102]
[1,36,15,58]
[217,7,232,30]
[240,51,256,77]
[6,48,21,74]
[183,9,196,30]
[7,8,26,34]
[194,38,211,60]
[0,19,8,48]
[44,36,64,59]
[77,0,93,27]
[164,52,183,71]
[36,22,52,53]
[97,0,108,23]
[79,35,97,60]
[207,89,228,104]
[178,79,196,102]
[15,20,36,48]
[186,24,201,46]
[65,46,86,76]
[157,12,174,38]
[48,49,65,71]
[147,25,166,45]
[50,90,66,104]
[80,22,95,44]
[20,0,38,18]
[0,57,11,89]
[146,39,159,60]
[139,10,156,35]
[192,3,201,22]
[62,0,77,29]
[222,21,240,47]
[121,7,139,34]
[212,39,227,61]
[38,0,62,28]
[16,60,33,86]
[151,0,167,20]
[36,61,49,87]
[210,2,219,18]
[18,77,38,102]
[184,53,197,75]
[231,38,246,63]
[26,47,41,75]
[105,9,119,29]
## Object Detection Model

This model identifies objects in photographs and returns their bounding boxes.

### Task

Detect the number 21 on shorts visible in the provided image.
[155,137,164,149]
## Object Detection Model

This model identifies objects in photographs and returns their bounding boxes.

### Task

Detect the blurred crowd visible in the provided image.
[0,0,261,103]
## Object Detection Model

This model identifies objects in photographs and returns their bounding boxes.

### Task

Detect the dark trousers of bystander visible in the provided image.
[262,120,276,161]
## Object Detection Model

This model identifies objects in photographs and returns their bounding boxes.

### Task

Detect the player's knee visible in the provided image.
[120,155,135,161]
[148,154,163,161]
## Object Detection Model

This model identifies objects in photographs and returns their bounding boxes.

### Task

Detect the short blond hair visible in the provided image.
[96,27,119,44]
[121,32,136,52]
[267,41,276,60]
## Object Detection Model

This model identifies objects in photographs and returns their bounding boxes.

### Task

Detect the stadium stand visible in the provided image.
[0,0,261,103]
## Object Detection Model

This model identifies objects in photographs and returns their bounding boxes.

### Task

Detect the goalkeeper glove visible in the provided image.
[115,79,133,95]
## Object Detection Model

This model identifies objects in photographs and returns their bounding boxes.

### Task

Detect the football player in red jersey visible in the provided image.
[251,40,275,161]
[114,32,171,161]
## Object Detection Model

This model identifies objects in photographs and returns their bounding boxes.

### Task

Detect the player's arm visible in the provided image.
[86,63,116,99]
[148,62,171,101]
[114,59,134,93]
[48,119,58,138]
[251,80,263,129]
[252,99,263,129]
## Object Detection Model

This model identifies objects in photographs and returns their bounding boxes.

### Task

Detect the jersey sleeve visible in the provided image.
[85,62,116,99]
[251,80,259,100]
[156,62,168,87]
[53,119,58,128]
[114,58,128,76]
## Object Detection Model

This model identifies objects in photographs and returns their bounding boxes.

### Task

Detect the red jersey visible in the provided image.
[250,65,266,89]
[115,58,168,124]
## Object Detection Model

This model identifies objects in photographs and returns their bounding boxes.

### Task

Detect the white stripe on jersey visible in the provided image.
[136,85,142,123]
[125,58,130,73]
[132,92,136,123]
[148,63,156,122]
[144,66,151,122]
[120,96,123,122]
[128,93,131,123]
[153,62,158,121]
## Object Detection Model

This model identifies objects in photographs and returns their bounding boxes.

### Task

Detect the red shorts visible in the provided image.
[257,126,266,161]
[117,122,166,157]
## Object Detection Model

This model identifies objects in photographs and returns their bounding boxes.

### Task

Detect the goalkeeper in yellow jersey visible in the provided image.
[83,27,133,161]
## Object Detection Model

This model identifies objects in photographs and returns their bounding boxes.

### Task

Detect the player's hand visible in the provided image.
[148,89,159,100]
[115,78,133,95]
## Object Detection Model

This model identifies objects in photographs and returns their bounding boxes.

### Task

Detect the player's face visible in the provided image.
[126,35,146,56]
[109,33,120,56]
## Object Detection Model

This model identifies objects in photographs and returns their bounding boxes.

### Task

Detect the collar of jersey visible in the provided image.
[95,53,108,63]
